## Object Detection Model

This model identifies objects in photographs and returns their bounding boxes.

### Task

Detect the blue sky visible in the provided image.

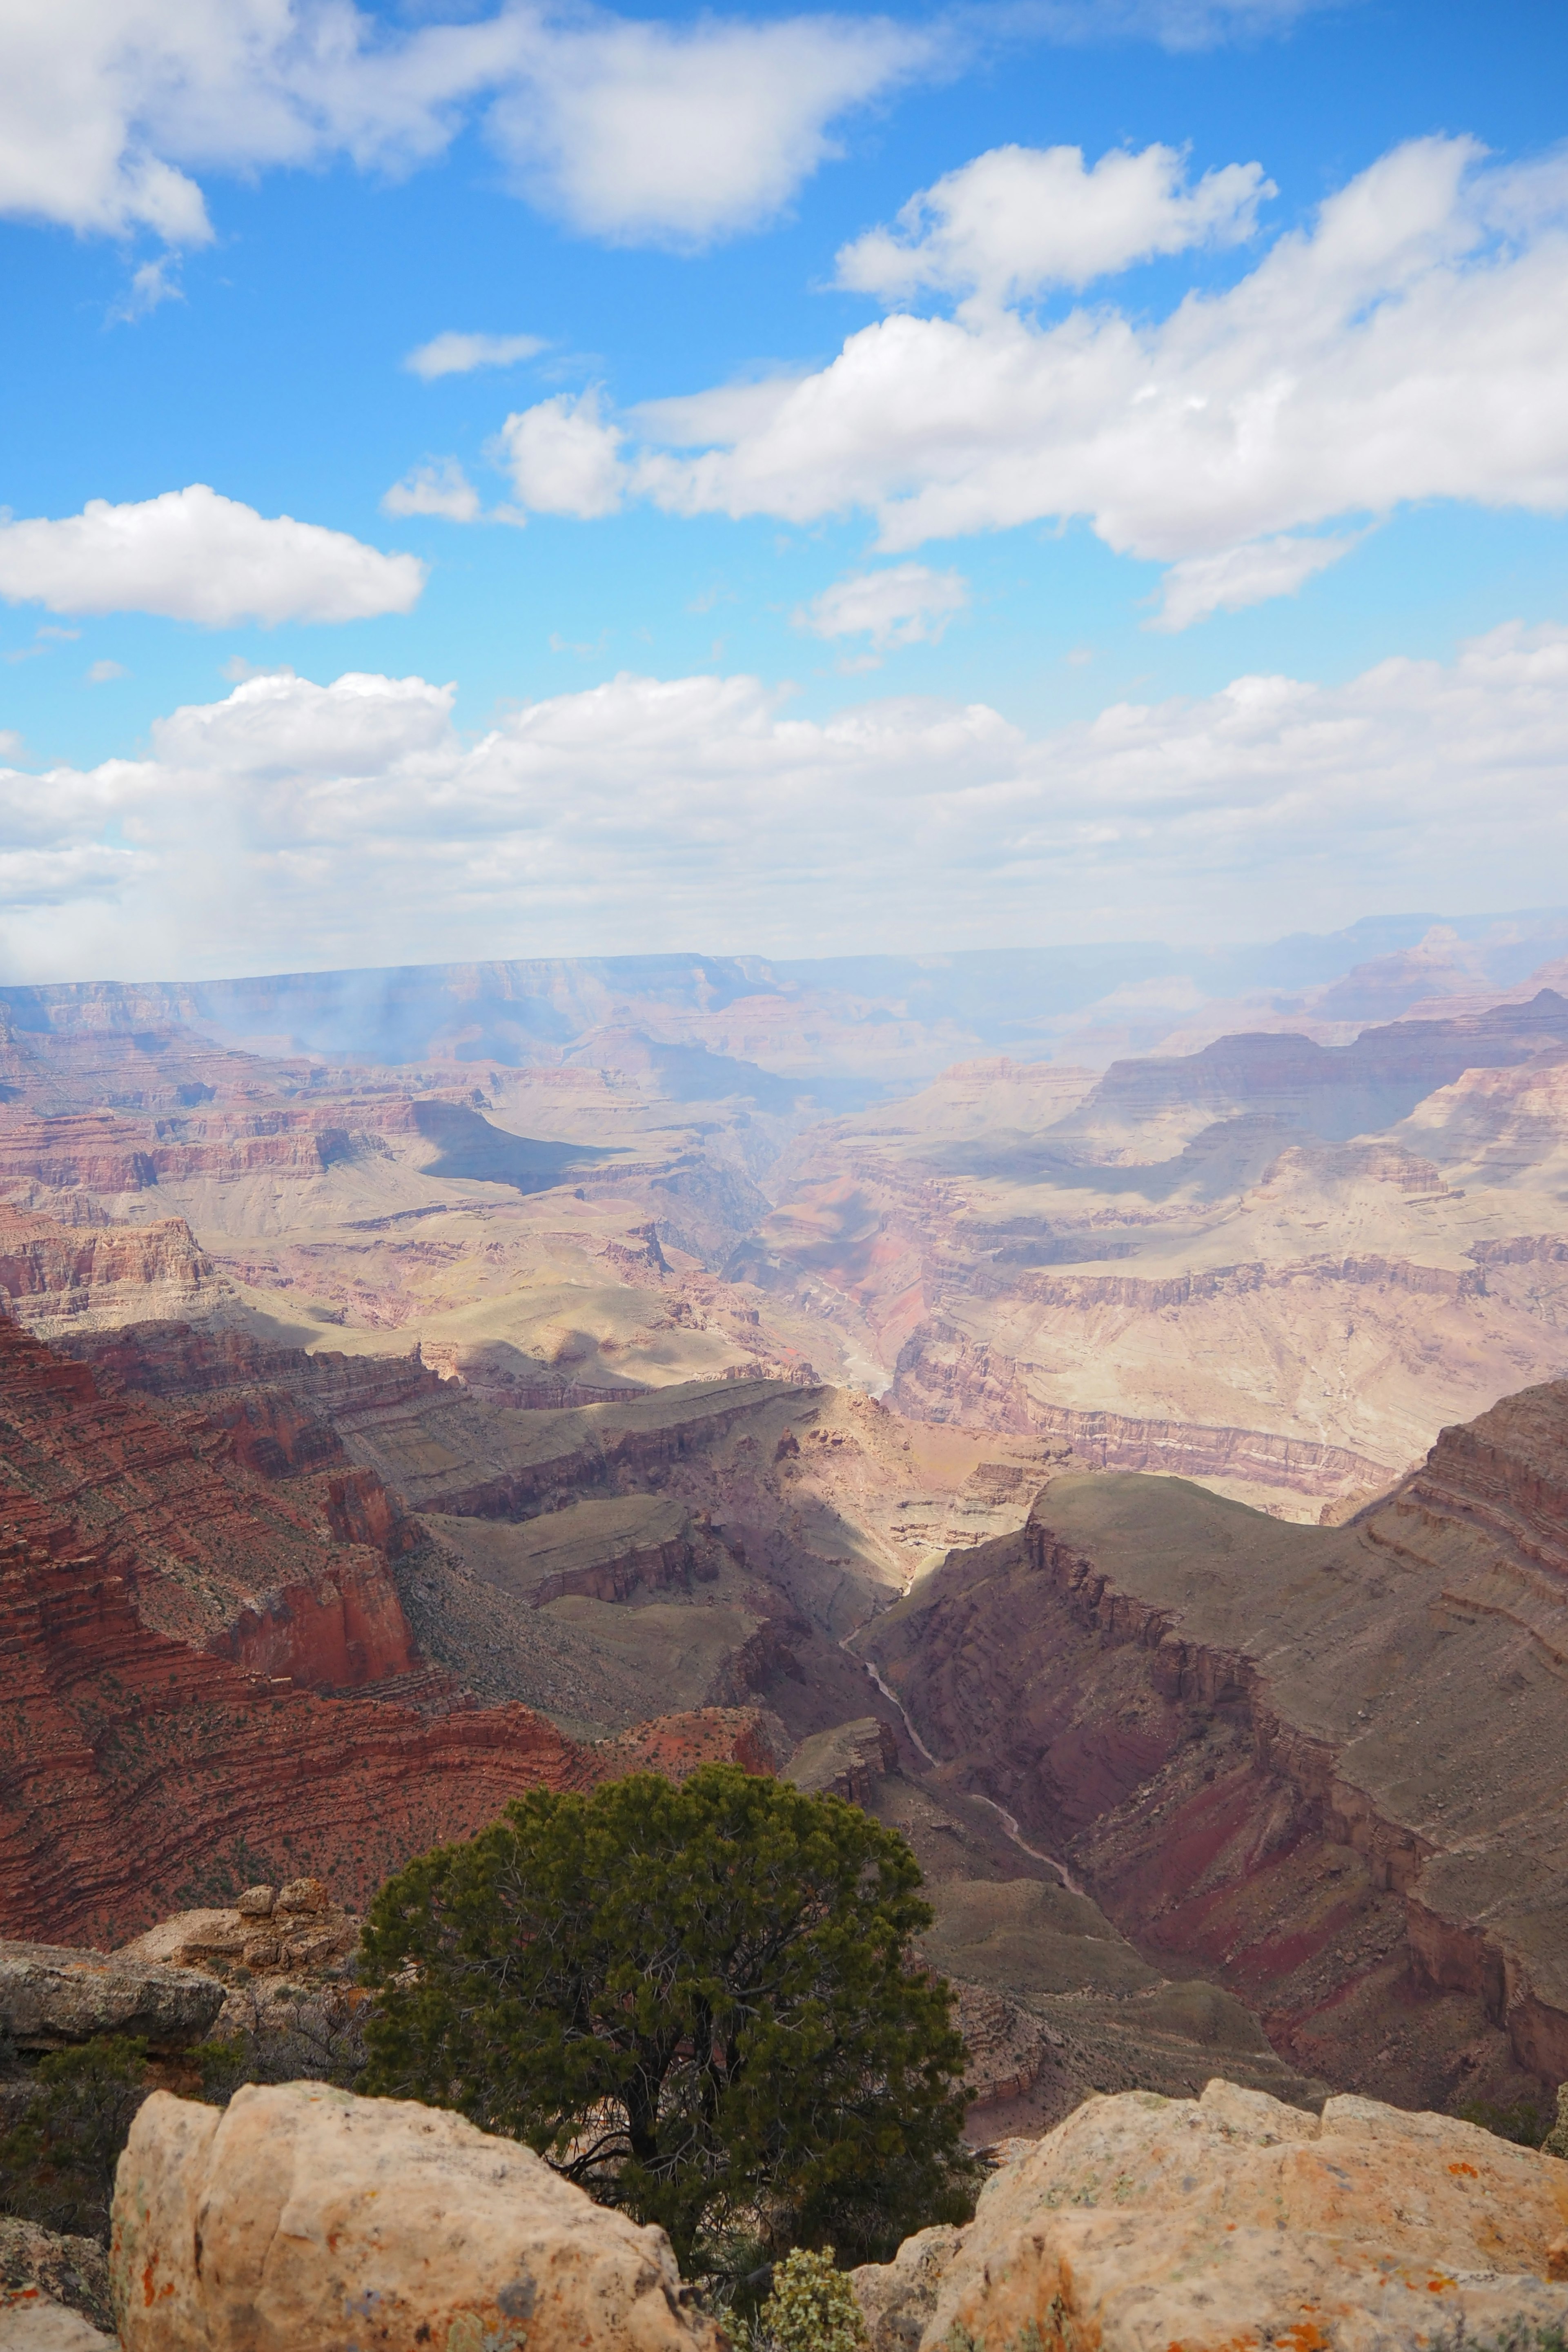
[1,0,1567,978]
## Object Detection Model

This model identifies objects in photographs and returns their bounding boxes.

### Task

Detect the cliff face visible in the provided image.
[864,1377,1568,2116]
[0,1315,771,1944]
[0,1314,417,1689]
[0,1487,762,1944]
[0,1205,232,1335]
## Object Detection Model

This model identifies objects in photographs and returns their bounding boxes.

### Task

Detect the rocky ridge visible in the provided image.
[864,1372,1568,2115]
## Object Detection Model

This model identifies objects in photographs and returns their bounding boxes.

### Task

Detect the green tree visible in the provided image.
[0,2035,151,2241]
[359,1764,975,2269]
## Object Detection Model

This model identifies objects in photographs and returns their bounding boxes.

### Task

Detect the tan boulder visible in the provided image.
[854,2079,1568,2352]
[0,1939,224,2051]
[111,2081,726,2352]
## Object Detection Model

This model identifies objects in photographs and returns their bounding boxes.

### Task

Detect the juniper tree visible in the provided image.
[359,1763,974,2269]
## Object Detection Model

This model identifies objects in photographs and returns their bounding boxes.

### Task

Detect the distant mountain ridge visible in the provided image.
[3,907,1568,1080]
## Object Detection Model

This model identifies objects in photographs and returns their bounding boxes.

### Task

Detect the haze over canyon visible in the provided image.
[2,912,1568,2147]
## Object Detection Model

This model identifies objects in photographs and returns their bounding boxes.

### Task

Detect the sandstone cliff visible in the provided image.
[0,1206,234,1336]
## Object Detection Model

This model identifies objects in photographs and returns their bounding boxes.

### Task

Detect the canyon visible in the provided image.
[1,922,1567,2139]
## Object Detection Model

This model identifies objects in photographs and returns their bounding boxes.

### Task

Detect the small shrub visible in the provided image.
[0,2035,151,2242]
[1430,2321,1568,2352]
[1457,2097,1546,2149]
[746,2247,868,2352]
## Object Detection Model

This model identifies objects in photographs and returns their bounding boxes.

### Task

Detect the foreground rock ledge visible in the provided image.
[0,1940,225,2052]
[853,2080,1568,2352]
[111,2082,725,2352]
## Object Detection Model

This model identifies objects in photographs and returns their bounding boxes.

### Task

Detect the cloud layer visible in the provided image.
[0,0,929,250]
[4,618,1567,976]
[486,136,1568,625]
[797,564,968,650]
[0,487,425,624]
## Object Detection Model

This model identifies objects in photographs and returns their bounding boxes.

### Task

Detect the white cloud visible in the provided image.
[1151,532,1359,628]
[797,564,968,650]
[0,486,425,626]
[404,331,546,381]
[0,0,931,253]
[109,252,185,323]
[484,14,932,248]
[381,459,482,523]
[3,617,1568,975]
[86,659,129,682]
[836,143,1272,307]
[495,391,626,518]
[617,136,1568,620]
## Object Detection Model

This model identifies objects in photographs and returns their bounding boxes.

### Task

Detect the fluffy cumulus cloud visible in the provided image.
[4,619,1568,976]
[497,136,1568,624]
[797,564,968,651]
[0,486,425,624]
[494,391,627,518]
[835,143,1273,306]
[0,0,929,252]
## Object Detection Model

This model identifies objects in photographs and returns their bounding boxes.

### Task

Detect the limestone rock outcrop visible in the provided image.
[117,1880,358,1980]
[853,2079,1568,2352]
[0,1940,224,2051]
[111,2082,725,2352]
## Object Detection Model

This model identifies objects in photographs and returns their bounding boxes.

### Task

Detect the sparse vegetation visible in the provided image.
[1456,2096,1546,2148]
[359,1763,977,2269]
[192,1981,369,2105]
[0,2035,151,2241]
[743,2247,869,2352]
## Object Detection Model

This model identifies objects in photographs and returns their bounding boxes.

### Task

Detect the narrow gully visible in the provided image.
[840,1628,1085,1898]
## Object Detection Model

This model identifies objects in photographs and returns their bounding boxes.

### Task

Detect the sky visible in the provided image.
[1,0,1567,980]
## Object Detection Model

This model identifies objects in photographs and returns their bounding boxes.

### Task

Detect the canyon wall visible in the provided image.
[865,1377,1568,2115]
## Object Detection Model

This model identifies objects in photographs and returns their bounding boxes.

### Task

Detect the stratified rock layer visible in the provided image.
[853,2079,1568,2352]
[111,2082,726,2352]
[866,1375,1568,2111]
[0,1312,771,1944]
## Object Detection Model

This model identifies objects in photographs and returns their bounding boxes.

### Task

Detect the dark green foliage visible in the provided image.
[0,2036,151,2242]
[1456,2097,1546,2148]
[359,1764,977,2269]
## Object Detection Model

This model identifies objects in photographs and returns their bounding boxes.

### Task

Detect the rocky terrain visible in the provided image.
[862,1371,1568,2118]
[0,1307,778,1944]
[3,931,1568,2147]
[750,987,1568,1514]
[86,2075,1568,2352]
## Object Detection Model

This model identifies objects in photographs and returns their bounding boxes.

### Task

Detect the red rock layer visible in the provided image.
[866,1382,1568,2114]
[0,1492,766,1944]
[0,1206,220,1323]
[0,1314,416,1688]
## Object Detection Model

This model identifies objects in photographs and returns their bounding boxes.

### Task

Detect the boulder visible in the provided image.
[111,2081,727,2352]
[0,1940,224,2052]
[853,2079,1568,2352]
[0,2299,116,2350]
[0,2218,114,2335]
